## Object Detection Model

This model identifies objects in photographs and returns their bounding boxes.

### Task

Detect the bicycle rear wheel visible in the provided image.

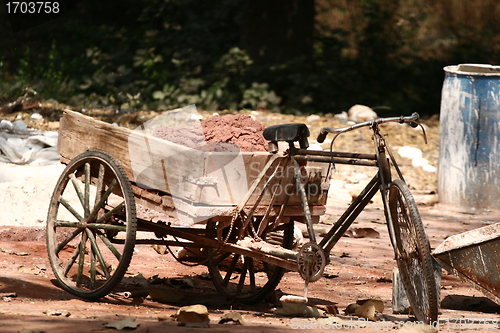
[206,219,294,304]
[388,179,438,323]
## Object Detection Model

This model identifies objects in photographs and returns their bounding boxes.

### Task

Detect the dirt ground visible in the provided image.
[0,106,499,332]
[0,203,499,333]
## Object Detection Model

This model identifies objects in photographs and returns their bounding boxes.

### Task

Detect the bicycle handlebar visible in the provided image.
[316,112,421,143]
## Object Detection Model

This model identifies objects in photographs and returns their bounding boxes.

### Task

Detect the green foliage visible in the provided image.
[1,0,500,116]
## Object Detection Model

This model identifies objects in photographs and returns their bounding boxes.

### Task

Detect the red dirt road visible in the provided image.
[0,204,499,332]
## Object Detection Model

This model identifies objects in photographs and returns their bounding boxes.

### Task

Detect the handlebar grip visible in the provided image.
[317,130,328,143]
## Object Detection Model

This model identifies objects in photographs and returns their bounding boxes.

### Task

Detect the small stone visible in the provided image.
[347,105,378,123]
[12,120,28,134]
[306,114,321,122]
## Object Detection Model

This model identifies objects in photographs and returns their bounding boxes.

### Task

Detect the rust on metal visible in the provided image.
[433,222,500,305]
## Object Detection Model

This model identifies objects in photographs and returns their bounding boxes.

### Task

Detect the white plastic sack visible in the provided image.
[0,131,60,165]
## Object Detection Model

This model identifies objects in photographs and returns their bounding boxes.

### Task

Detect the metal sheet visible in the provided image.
[433,222,500,304]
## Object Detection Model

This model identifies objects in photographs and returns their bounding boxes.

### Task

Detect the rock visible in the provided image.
[398,146,423,160]
[0,120,13,131]
[307,143,323,150]
[347,105,378,123]
[176,304,210,327]
[306,114,321,122]
[334,111,348,123]
[31,113,44,121]
[12,120,28,134]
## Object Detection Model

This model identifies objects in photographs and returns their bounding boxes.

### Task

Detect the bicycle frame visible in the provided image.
[290,121,403,258]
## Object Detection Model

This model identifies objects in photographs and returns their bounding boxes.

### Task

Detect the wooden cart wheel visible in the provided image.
[206,219,294,304]
[46,151,137,300]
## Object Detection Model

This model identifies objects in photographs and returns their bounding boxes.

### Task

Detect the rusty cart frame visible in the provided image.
[46,110,439,323]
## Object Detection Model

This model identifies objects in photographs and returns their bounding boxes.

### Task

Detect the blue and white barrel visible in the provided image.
[439,64,500,210]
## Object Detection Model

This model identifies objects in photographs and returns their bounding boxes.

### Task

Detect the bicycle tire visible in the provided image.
[388,179,439,323]
[46,151,137,300]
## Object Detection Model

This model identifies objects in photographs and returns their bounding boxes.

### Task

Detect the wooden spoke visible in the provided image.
[94,164,105,206]
[55,228,83,255]
[76,231,88,287]
[87,179,118,222]
[85,229,110,279]
[54,220,80,228]
[223,255,240,287]
[69,174,85,209]
[90,240,96,289]
[207,220,294,304]
[95,201,125,224]
[96,231,122,261]
[63,245,80,277]
[84,162,90,218]
[87,223,126,232]
[248,258,256,292]
[59,197,84,221]
[236,260,249,294]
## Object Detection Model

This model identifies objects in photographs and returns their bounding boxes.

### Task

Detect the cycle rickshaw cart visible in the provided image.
[46,109,439,324]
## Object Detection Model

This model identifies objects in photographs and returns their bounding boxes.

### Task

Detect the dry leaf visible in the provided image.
[345,227,380,238]
[176,304,210,327]
[104,317,139,330]
[219,311,245,325]
[274,303,326,318]
[355,303,376,321]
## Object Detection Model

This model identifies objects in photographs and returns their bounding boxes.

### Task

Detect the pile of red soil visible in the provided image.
[152,114,268,152]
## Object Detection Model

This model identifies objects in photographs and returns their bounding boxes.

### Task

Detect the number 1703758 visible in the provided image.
[6,2,60,14]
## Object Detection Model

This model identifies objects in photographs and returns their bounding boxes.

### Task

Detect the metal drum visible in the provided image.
[439,64,500,210]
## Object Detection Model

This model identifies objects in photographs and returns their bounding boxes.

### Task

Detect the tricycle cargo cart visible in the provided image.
[46,109,439,323]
